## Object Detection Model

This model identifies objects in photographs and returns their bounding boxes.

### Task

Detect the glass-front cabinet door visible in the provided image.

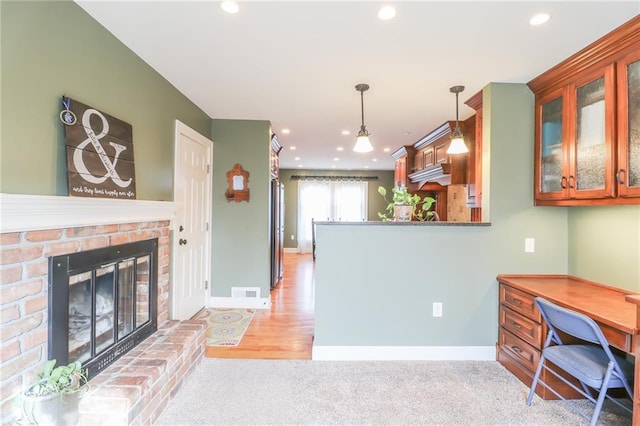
[535,88,568,200]
[568,65,616,199]
[617,50,640,198]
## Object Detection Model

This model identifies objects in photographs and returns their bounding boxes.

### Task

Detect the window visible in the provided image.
[297,180,367,253]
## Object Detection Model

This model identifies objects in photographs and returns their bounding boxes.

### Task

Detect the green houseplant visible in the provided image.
[16,360,87,425]
[377,185,436,222]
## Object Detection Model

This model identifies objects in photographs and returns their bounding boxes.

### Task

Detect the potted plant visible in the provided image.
[377,185,436,222]
[15,359,87,425]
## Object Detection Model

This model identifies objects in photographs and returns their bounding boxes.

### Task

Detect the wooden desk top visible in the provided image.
[497,274,640,337]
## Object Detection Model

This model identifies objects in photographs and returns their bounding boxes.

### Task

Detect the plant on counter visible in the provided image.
[377,185,436,222]
[15,359,87,425]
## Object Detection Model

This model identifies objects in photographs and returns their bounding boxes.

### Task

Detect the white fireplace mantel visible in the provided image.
[0,193,176,233]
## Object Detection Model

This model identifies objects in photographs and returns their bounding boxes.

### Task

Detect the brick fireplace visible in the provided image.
[0,194,206,425]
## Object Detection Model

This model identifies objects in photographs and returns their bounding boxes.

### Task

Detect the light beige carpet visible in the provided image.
[156,359,631,425]
[201,308,255,347]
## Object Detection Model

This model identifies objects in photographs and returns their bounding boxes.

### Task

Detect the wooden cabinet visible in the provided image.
[408,121,470,189]
[497,274,640,401]
[617,48,640,198]
[497,282,565,400]
[464,90,483,222]
[529,16,640,206]
[391,146,415,189]
[534,65,616,202]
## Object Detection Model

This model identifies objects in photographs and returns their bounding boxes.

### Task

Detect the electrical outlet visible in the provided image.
[290,234,295,240]
[525,238,535,253]
[433,302,443,317]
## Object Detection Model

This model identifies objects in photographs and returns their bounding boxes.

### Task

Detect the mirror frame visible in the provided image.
[225,163,250,202]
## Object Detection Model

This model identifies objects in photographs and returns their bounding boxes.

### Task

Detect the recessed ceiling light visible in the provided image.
[364,165,370,169]
[298,164,303,168]
[341,130,350,135]
[372,158,378,162]
[383,147,390,152]
[529,13,550,26]
[378,5,396,20]
[281,128,290,134]
[331,165,336,169]
[333,158,340,161]
[221,1,239,14]
[294,157,300,161]
[289,146,296,150]
[337,147,344,151]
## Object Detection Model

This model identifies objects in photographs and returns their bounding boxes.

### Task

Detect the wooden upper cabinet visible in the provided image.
[464,90,483,212]
[535,65,616,202]
[408,121,470,188]
[391,146,416,189]
[529,15,640,206]
[617,49,640,198]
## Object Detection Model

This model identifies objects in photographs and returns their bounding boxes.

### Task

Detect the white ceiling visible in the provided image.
[76,1,639,171]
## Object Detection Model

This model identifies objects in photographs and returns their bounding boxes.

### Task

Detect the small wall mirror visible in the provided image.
[225,163,250,202]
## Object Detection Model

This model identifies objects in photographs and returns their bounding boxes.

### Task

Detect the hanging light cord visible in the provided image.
[455,90,460,130]
[360,89,367,134]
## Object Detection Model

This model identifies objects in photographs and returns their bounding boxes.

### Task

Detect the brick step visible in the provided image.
[78,319,206,425]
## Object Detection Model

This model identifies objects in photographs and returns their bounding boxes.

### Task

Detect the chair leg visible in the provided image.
[589,362,615,426]
[527,354,546,406]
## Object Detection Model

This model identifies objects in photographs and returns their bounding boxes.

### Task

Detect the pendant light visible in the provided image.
[447,85,469,154]
[353,83,373,153]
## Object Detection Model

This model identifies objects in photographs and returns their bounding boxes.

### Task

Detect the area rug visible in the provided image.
[202,308,255,347]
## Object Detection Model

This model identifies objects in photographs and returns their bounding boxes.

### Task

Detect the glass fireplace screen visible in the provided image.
[48,239,158,380]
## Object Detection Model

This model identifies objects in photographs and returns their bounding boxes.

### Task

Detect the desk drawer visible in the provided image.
[600,323,632,353]
[500,284,540,321]
[500,306,543,349]
[499,328,540,373]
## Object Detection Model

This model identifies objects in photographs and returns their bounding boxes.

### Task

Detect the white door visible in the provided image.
[172,120,213,320]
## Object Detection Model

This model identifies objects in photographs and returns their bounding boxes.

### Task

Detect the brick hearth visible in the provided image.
[0,195,205,425]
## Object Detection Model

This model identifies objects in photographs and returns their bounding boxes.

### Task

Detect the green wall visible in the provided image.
[314,83,569,348]
[568,206,640,291]
[0,1,211,200]
[279,169,394,249]
[210,119,272,299]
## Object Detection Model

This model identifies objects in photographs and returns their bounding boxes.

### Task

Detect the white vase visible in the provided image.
[20,379,80,426]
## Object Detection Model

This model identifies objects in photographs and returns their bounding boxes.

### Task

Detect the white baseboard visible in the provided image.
[311,345,496,361]
[209,297,271,309]
[283,247,298,253]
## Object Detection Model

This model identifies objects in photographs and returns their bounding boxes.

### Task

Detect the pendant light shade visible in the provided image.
[353,83,373,153]
[447,85,469,155]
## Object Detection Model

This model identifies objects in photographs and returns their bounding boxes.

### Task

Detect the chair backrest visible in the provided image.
[534,297,607,347]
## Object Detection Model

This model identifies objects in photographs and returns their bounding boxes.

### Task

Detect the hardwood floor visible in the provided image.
[205,253,315,359]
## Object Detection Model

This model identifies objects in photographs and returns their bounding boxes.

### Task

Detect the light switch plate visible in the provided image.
[525,238,535,253]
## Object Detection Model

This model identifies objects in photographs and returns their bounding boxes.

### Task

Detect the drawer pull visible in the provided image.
[510,345,522,354]
[510,298,522,306]
[511,322,522,329]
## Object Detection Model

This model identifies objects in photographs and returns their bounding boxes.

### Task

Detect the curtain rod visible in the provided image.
[290,175,378,181]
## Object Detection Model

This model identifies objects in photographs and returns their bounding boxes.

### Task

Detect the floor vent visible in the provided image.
[231,287,261,299]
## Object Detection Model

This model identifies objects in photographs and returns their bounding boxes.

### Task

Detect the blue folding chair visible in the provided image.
[526,297,634,425]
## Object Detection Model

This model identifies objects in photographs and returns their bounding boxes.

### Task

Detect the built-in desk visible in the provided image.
[496,274,639,424]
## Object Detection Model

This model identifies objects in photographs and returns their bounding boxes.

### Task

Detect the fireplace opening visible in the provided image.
[48,239,158,380]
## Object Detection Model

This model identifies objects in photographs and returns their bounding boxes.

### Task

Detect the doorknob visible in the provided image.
[179,238,188,246]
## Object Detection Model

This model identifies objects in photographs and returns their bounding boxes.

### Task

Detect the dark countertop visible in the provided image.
[313,221,491,226]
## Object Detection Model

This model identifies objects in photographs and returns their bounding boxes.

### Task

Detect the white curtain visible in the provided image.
[297,180,367,253]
